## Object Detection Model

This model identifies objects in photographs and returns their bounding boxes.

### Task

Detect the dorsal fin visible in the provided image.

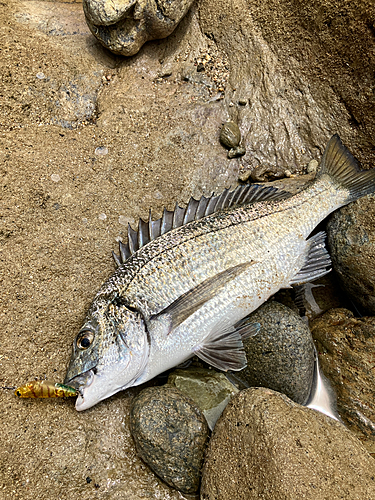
[113,183,290,267]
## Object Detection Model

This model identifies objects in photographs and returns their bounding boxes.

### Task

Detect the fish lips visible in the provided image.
[64,369,95,397]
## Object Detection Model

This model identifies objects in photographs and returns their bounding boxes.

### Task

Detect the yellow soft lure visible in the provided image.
[15,380,77,398]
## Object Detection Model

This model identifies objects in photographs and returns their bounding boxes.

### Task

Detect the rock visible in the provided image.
[307,159,319,174]
[311,308,375,454]
[130,385,209,494]
[219,121,241,148]
[201,387,375,500]
[199,0,375,172]
[327,194,375,315]
[168,367,238,430]
[83,0,195,56]
[250,164,292,182]
[240,301,315,404]
[227,145,246,158]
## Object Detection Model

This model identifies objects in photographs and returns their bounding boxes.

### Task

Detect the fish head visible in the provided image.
[64,294,149,411]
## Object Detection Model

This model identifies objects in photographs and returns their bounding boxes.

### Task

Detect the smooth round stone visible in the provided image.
[201,387,375,500]
[327,194,375,315]
[241,301,315,404]
[83,0,195,56]
[130,385,208,494]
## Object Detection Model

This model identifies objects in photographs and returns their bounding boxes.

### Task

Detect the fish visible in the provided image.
[305,348,341,422]
[15,380,77,398]
[64,135,375,411]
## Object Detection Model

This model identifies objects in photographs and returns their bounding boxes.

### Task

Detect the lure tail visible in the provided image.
[318,135,375,204]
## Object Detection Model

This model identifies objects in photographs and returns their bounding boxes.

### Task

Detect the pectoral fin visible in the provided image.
[150,261,255,331]
[193,321,260,371]
[289,232,331,285]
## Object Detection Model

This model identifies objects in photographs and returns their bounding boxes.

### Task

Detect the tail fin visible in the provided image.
[317,134,375,203]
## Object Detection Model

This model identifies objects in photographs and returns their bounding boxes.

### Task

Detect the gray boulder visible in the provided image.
[130,385,209,494]
[240,301,315,404]
[327,194,375,315]
[201,387,375,500]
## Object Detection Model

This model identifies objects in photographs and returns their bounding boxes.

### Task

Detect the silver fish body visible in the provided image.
[65,135,375,411]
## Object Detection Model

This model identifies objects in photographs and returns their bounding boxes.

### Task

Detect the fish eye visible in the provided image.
[76,330,94,350]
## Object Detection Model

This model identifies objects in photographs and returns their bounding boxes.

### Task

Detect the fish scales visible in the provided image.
[64,135,375,411]
[103,176,342,315]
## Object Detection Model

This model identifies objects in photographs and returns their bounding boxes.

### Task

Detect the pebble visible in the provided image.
[153,190,163,200]
[168,367,238,430]
[227,145,246,158]
[240,301,315,404]
[130,385,209,494]
[36,72,45,80]
[201,387,375,500]
[50,174,60,182]
[98,213,107,220]
[250,164,291,182]
[94,146,108,156]
[307,158,319,174]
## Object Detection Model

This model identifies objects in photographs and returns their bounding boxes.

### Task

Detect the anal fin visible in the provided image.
[290,231,331,285]
[193,321,260,372]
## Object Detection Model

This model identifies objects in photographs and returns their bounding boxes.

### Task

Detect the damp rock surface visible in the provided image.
[130,385,209,494]
[168,366,238,430]
[201,387,375,500]
[327,194,375,315]
[311,308,375,454]
[83,0,195,56]
[241,301,315,404]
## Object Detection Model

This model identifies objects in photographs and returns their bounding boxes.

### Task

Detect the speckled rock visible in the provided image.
[311,308,375,454]
[168,367,238,430]
[130,385,209,494]
[83,0,194,56]
[201,387,375,500]
[240,301,315,404]
[327,194,375,315]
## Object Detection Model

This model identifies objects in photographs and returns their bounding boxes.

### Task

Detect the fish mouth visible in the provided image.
[65,369,95,397]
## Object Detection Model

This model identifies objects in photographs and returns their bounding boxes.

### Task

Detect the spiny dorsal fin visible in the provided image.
[113,183,290,266]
